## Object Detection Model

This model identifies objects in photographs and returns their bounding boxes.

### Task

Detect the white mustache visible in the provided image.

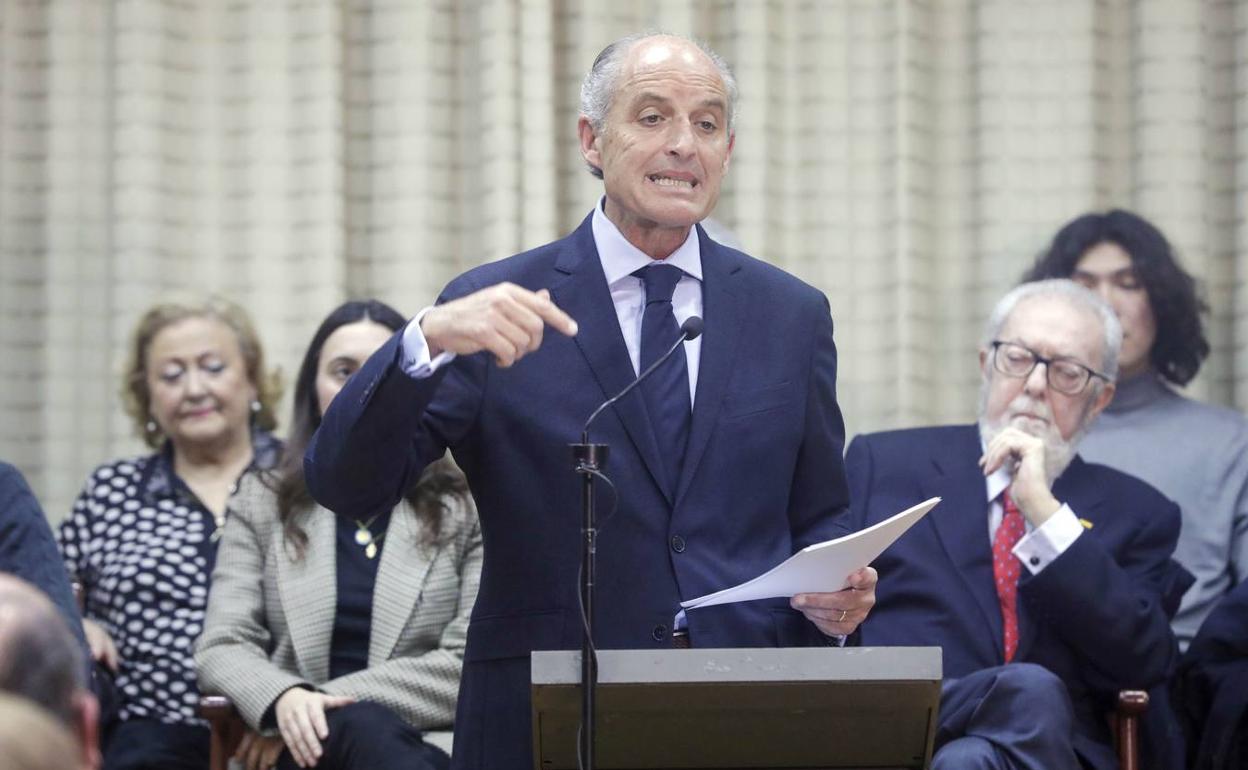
[1006,397,1051,422]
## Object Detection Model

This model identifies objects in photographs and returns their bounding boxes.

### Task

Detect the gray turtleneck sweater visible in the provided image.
[1078,373,1248,650]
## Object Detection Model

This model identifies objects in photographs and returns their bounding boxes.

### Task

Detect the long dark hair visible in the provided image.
[270,300,469,558]
[1023,209,1209,386]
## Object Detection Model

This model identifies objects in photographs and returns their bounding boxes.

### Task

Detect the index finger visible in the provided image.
[309,699,330,741]
[234,732,254,762]
[515,288,578,336]
[791,592,842,609]
[847,567,877,589]
[103,643,120,672]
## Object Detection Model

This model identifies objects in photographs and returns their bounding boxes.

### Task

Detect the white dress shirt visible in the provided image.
[983,453,1085,574]
[399,199,703,398]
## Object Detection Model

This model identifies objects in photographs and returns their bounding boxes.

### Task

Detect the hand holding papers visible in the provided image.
[680,497,941,611]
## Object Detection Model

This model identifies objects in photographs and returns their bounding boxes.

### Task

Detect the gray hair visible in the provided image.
[579,31,739,179]
[983,279,1123,381]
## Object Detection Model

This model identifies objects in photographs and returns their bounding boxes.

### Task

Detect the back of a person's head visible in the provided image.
[0,574,84,725]
[0,692,79,770]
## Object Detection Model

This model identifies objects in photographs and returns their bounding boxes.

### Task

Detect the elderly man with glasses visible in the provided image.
[847,279,1188,770]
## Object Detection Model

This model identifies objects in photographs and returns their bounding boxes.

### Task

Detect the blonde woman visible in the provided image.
[59,298,282,770]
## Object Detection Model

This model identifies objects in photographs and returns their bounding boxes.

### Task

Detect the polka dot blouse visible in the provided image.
[57,434,280,725]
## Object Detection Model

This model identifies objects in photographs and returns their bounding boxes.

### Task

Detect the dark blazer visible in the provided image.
[847,425,1182,770]
[0,462,87,652]
[1176,577,1248,770]
[306,215,851,769]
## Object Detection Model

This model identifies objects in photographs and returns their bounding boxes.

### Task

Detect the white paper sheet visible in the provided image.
[680,497,941,610]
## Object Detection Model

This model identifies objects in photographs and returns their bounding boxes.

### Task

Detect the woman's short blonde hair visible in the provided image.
[122,296,282,448]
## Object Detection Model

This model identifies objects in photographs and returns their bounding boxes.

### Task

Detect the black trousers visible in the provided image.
[102,719,210,770]
[275,701,450,770]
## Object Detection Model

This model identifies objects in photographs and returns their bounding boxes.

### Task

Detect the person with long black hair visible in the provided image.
[1026,210,1248,651]
[197,300,480,770]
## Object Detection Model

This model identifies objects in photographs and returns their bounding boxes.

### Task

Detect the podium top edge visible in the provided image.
[531,646,942,685]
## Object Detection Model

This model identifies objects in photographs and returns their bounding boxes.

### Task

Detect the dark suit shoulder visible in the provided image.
[712,241,827,307]
[1067,457,1176,515]
[0,462,39,525]
[0,461,30,498]
[443,236,569,299]
[851,424,977,458]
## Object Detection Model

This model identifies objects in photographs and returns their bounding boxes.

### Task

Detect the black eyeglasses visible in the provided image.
[990,341,1110,395]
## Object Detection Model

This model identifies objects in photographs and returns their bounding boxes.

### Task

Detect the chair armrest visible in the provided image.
[1113,689,1149,770]
[200,695,247,770]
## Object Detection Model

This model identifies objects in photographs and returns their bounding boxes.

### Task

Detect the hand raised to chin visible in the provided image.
[979,426,1061,526]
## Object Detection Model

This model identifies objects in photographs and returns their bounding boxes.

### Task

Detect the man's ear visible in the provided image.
[72,691,101,770]
[578,116,601,172]
[1087,380,1116,422]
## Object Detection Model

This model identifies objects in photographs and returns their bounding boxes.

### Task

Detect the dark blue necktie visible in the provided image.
[634,263,692,494]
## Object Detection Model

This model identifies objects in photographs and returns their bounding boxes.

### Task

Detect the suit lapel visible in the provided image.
[1015,455,1103,660]
[675,231,744,506]
[276,509,336,682]
[923,426,1006,661]
[369,503,435,665]
[550,216,671,502]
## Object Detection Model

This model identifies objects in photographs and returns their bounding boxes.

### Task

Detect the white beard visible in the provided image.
[978,391,1085,485]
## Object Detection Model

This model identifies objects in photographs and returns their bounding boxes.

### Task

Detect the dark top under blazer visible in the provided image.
[305,215,852,769]
[847,424,1182,770]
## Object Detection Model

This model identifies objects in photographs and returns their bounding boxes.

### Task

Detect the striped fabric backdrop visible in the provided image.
[2,0,1246,520]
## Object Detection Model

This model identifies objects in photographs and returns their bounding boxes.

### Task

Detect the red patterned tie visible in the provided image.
[993,488,1026,662]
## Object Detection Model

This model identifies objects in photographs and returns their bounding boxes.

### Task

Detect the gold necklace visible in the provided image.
[352,513,386,559]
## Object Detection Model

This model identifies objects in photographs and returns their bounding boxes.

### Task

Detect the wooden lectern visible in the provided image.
[532,646,942,770]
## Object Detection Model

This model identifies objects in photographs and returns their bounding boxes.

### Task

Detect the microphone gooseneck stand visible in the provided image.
[570,315,704,770]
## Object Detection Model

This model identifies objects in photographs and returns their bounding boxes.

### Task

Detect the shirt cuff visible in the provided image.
[1013,503,1083,575]
[400,308,456,378]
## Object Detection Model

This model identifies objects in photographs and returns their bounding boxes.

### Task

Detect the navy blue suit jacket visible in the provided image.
[847,425,1181,769]
[1177,577,1248,769]
[306,215,851,769]
[0,462,88,653]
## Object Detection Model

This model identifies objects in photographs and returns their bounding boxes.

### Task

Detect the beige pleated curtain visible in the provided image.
[2,0,1246,521]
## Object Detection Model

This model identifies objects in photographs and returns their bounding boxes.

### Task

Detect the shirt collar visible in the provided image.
[978,427,1012,503]
[591,198,704,286]
[139,429,283,506]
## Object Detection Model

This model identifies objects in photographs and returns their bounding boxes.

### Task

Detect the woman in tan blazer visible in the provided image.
[196,300,481,770]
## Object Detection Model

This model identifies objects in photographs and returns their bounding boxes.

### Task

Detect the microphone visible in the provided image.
[581,316,703,443]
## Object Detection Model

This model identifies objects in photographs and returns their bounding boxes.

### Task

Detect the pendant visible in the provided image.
[365,542,378,559]
[354,529,372,546]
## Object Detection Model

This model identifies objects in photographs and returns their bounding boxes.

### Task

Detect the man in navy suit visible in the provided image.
[0,462,87,655]
[306,32,876,769]
[1176,578,1248,769]
[849,279,1183,769]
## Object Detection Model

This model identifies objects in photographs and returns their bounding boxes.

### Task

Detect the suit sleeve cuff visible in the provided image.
[400,308,456,377]
[1014,503,1083,575]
